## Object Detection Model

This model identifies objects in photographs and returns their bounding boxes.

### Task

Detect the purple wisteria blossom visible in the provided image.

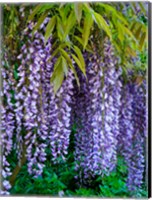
[74,40,122,184]
[127,82,146,192]
[15,16,75,176]
[16,21,48,177]
[48,70,74,163]
[1,54,15,194]
[118,80,146,193]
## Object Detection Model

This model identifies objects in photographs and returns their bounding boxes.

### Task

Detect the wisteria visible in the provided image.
[128,83,146,192]
[73,40,123,185]
[13,17,75,178]
[1,53,15,194]
[1,14,147,196]
[117,80,146,193]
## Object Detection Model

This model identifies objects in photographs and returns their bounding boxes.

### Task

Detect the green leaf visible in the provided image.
[60,48,72,65]
[139,2,146,14]
[48,42,71,63]
[50,57,61,82]
[134,25,142,40]
[59,48,81,85]
[93,11,112,39]
[83,3,92,13]
[98,3,128,25]
[61,56,68,77]
[28,4,42,21]
[14,70,18,80]
[130,22,136,32]
[63,11,76,40]
[72,53,86,76]
[139,32,146,50]
[74,36,93,53]
[37,4,55,15]
[51,57,64,94]
[58,181,67,189]
[32,12,49,34]
[44,16,56,43]
[57,16,64,41]
[117,26,124,43]
[59,3,66,8]
[82,12,93,49]
[47,47,60,63]
[59,4,71,23]
[123,26,136,41]
[74,3,82,24]
[74,36,83,46]
[126,46,136,57]
[73,45,85,71]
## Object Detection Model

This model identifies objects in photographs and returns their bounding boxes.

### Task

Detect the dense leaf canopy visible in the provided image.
[3,2,148,92]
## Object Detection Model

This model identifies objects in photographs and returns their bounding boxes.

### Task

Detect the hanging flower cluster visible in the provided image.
[1,52,16,194]
[73,40,147,190]
[118,80,146,193]
[74,40,123,184]
[15,19,75,178]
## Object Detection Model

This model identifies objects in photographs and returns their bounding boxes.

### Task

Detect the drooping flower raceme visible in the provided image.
[74,40,122,184]
[48,70,74,163]
[128,82,146,192]
[1,53,16,194]
[118,80,146,193]
[15,17,75,177]
[16,22,48,177]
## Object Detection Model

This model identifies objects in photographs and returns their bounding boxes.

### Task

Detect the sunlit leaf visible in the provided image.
[98,3,128,25]
[117,20,124,43]
[74,36,93,53]
[59,4,71,22]
[72,53,86,76]
[139,32,146,50]
[93,11,112,39]
[57,17,64,41]
[130,22,136,32]
[51,57,64,94]
[74,36,83,46]
[83,3,92,13]
[37,4,55,15]
[123,26,136,41]
[44,16,56,43]
[63,11,76,40]
[126,46,136,57]
[60,48,72,65]
[73,45,85,70]
[61,56,68,77]
[82,12,93,49]
[134,25,142,40]
[74,3,82,24]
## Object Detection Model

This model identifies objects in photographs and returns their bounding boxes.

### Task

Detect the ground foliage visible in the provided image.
[9,124,147,197]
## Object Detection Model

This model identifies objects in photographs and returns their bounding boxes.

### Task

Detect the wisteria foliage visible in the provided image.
[1,18,147,195]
